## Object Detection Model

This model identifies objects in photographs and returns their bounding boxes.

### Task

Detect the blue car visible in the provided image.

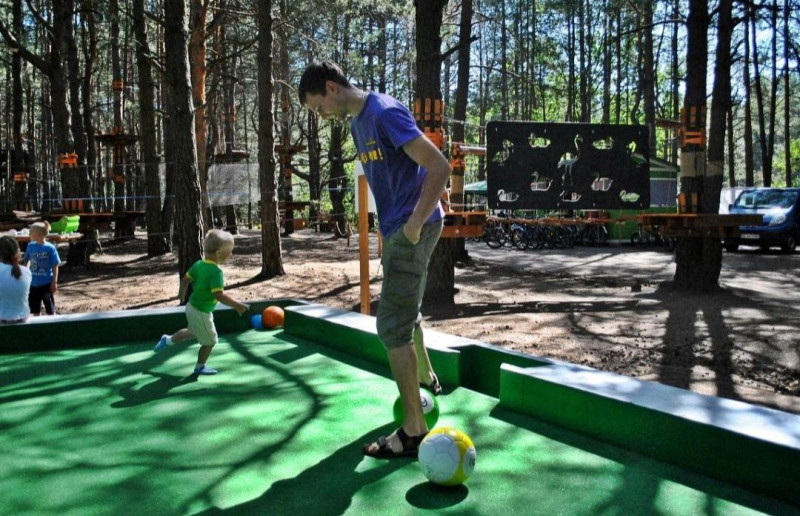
[724,188,800,253]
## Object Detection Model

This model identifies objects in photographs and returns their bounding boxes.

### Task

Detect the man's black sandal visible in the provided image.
[363,427,428,459]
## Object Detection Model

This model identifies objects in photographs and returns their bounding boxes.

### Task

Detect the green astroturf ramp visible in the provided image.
[499,362,800,507]
[0,298,309,353]
[284,303,462,387]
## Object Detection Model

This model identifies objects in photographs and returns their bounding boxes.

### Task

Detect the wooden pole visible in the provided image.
[358,175,370,314]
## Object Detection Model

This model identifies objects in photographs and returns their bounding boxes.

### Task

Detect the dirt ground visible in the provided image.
[54,228,800,415]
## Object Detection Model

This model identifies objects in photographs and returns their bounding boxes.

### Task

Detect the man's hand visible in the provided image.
[403,222,421,245]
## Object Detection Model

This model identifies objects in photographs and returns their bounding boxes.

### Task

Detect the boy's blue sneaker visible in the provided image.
[194,365,218,375]
[154,335,170,352]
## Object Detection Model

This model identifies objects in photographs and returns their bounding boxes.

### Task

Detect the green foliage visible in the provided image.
[770,138,800,187]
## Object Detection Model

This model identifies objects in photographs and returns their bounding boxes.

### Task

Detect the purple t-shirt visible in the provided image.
[350,92,443,238]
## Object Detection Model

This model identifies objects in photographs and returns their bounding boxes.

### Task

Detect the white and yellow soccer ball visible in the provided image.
[418,427,476,486]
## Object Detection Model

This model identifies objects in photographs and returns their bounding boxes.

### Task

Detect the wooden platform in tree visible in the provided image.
[637,213,764,238]
[441,211,487,238]
[15,233,83,245]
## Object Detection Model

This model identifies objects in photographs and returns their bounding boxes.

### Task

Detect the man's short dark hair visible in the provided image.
[298,60,352,104]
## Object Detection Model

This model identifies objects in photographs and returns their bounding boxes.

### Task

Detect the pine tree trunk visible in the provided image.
[674,0,721,292]
[784,0,792,186]
[63,0,92,212]
[134,0,170,256]
[749,9,771,186]
[415,0,455,307]
[642,1,657,155]
[256,0,284,278]
[11,0,27,209]
[742,10,755,186]
[81,1,98,215]
[450,0,473,264]
[111,0,125,213]
[328,125,349,238]
[164,0,204,277]
[189,0,212,230]
[707,0,732,210]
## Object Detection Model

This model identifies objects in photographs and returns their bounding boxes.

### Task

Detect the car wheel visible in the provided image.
[780,234,797,254]
[760,243,771,252]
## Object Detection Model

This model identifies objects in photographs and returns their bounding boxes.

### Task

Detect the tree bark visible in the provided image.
[81,0,98,212]
[749,7,771,186]
[783,0,792,185]
[164,0,204,277]
[671,0,680,164]
[642,1,657,156]
[189,0,212,229]
[63,0,92,212]
[278,0,294,236]
[707,0,732,212]
[10,0,27,209]
[742,5,755,186]
[134,0,170,256]
[450,0,473,263]
[256,0,284,278]
[674,0,720,292]
[111,0,126,213]
[415,0,455,307]
[327,13,351,240]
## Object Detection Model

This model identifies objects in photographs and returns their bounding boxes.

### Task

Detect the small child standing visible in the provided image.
[0,235,32,324]
[22,222,61,316]
[154,229,249,375]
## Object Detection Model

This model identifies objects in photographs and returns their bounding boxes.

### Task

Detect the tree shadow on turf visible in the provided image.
[110,372,198,407]
[196,423,409,515]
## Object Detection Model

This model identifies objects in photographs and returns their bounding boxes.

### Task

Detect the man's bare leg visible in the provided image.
[364,343,428,454]
[413,323,437,386]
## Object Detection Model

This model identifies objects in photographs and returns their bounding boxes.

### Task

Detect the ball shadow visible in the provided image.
[406,482,469,509]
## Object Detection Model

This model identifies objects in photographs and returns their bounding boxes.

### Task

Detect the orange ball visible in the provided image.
[262,306,285,329]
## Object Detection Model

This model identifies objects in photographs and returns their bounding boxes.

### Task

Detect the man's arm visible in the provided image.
[401,134,452,244]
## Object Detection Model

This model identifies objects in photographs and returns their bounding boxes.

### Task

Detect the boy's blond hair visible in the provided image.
[203,229,234,256]
[30,222,49,236]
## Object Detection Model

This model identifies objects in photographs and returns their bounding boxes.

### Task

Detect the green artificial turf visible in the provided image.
[0,329,794,515]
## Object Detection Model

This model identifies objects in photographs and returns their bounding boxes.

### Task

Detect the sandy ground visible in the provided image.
[53,228,800,414]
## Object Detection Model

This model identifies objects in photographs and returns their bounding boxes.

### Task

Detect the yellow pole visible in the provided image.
[358,175,370,314]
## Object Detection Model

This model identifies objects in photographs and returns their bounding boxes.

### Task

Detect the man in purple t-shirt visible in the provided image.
[300,60,452,459]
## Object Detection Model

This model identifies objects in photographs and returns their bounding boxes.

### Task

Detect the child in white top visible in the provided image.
[0,235,32,323]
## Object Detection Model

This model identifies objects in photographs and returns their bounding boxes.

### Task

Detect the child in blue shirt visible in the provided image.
[22,222,61,315]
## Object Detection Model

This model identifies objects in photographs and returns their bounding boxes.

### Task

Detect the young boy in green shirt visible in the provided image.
[154,229,249,375]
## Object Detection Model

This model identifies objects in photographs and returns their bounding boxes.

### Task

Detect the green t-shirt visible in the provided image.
[186,259,224,313]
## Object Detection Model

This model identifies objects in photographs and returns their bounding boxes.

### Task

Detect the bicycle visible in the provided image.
[631,224,676,252]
